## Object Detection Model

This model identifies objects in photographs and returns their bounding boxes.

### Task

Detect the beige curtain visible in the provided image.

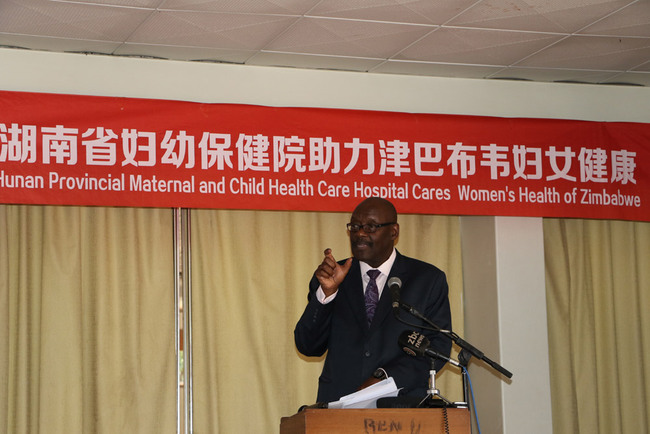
[191,209,464,433]
[544,218,650,434]
[0,205,176,434]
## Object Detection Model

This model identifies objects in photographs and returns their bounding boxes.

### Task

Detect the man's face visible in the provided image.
[348,200,399,268]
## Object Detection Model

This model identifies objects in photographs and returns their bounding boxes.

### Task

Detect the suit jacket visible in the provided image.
[294,250,452,403]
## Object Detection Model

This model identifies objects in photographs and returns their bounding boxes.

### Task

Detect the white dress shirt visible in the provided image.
[317,248,397,304]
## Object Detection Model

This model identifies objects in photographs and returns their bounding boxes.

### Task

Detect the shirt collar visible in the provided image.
[359,248,397,279]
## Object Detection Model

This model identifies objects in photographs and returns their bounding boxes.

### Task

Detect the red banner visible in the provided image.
[1,90,648,221]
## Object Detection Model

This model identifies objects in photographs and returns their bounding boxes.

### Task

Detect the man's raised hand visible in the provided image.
[315,248,353,297]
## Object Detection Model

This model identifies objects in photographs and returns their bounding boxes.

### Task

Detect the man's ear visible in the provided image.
[391,223,400,241]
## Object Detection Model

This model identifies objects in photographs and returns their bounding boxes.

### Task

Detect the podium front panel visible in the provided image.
[280,408,470,434]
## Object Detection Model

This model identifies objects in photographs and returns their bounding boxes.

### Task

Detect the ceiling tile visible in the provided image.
[264,17,433,58]
[632,60,650,72]
[307,0,480,25]
[128,11,298,49]
[54,0,165,7]
[517,35,650,70]
[0,33,121,54]
[247,51,384,72]
[0,0,647,86]
[579,1,650,37]
[114,43,255,62]
[0,0,152,40]
[602,71,650,85]
[394,27,563,65]
[372,60,503,78]
[488,66,626,84]
[448,0,637,33]
[159,0,320,14]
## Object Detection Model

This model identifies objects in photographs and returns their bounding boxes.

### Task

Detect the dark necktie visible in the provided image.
[364,269,381,325]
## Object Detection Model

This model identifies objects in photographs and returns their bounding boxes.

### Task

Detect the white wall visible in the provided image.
[462,216,551,434]
[2,48,649,122]
[2,47,649,433]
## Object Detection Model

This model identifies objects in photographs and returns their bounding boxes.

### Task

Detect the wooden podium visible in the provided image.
[280,408,470,433]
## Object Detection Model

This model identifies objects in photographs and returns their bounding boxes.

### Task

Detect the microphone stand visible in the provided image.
[398,302,513,379]
[418,358,455,408]
[458,349,472,405]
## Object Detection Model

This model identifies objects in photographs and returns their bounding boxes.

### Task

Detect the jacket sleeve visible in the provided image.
[294,274,334,357]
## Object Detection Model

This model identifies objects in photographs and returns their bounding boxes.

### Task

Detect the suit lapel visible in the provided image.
[341,260,369,331]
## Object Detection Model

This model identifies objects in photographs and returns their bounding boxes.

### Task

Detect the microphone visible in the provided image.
[398,330,460,367]
[388,277,402,312]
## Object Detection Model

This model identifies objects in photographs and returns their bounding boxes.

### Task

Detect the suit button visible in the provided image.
[364,351,371,357]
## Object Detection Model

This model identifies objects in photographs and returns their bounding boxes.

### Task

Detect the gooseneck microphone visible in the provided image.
[398,330,460,367]
[388,277,402,313]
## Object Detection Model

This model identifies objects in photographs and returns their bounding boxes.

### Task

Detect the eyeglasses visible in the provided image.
[346,222,396,233]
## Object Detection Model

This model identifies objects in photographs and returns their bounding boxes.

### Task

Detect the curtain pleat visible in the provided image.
[0,205,176,434]
[191,209,464,432]
[544,218,650,434]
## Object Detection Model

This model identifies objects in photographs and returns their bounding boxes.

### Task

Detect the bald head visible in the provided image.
[353,197,398,223]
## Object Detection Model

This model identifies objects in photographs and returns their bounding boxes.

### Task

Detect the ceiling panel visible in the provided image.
[603,71,650,85]
[160,0,321,14]
[0,0,647,86]
[263,17,433,58]
[0,0,152,40]
[372,60,505,79]
[394,27,564,65]
[488,66,626,83]
[633,60,650,72]
[60,0,165,6]
[127,11,298,50]
[445,0,636,33]
[248,51,385,72]
[0,33,121,55]
[306,0,479,25]
[114,43,256,62]
[517,35,650,70]
[578,1,650,36]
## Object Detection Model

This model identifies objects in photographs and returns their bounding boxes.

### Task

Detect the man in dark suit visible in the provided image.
[294,197,452,403]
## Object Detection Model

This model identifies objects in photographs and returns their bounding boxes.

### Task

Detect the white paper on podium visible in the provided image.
[328,377,400,409]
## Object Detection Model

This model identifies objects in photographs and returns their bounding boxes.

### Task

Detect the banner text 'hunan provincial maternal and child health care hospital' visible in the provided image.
[1,91,648,222]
